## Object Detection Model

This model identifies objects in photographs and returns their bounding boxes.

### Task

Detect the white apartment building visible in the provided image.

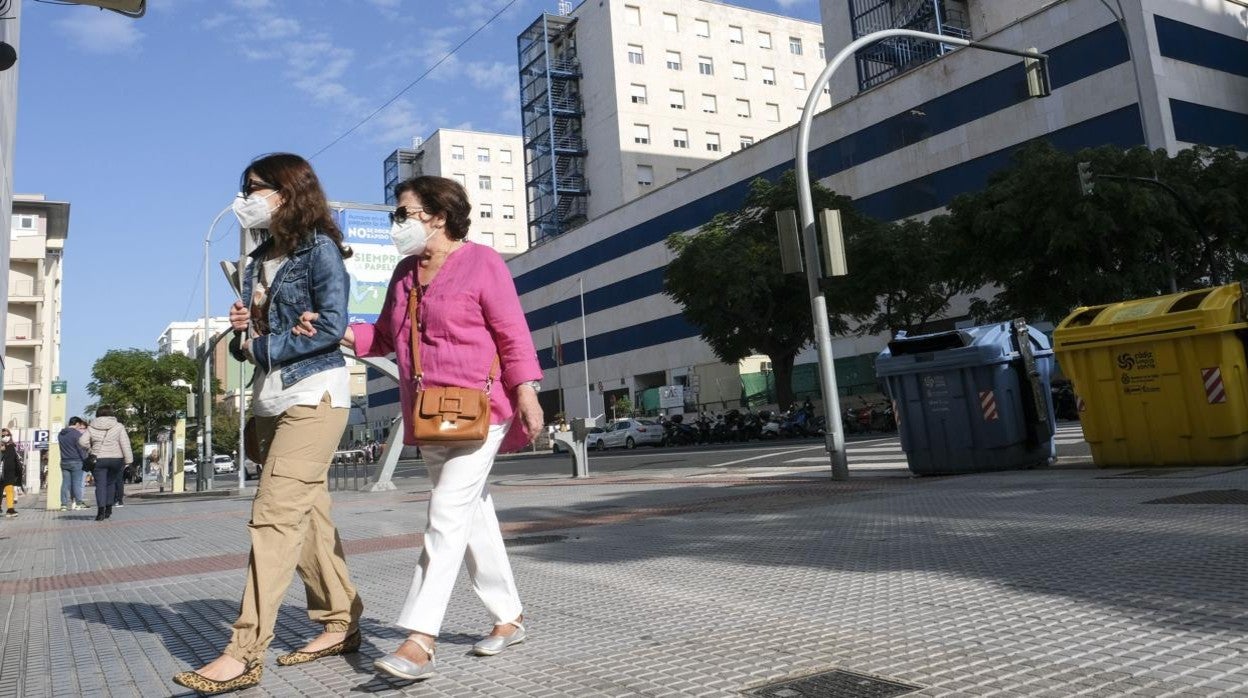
[156,318,232,358]
[0,2,22,384]
[4,195,67,437]
[381,129,529,256]
[518,0,832,242]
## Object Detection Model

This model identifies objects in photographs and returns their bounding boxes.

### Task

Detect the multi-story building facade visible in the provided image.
[0,2,22,396]
[518,0,833,242]
[381,129,529,256]
[4,195,68,440]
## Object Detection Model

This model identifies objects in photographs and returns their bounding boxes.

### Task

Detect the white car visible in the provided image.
[592,419,664,450]
[183,459,197,475]
[213,455,236,474]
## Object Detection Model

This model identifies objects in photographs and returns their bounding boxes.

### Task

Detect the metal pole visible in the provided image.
[237,360,245,490]
[797,29,1047,481]
[202,205,233,490]
[1096,0,1155,150]
[579,277,591,419]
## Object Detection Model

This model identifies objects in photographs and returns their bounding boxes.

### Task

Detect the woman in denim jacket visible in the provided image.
[173,153,363,695]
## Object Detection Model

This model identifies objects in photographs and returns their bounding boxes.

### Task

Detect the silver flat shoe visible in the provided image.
[374,639,436,681]
[472,622,527,656]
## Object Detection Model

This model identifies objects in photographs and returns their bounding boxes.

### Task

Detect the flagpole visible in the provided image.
[554,323,565,418]
[579,276,591,418]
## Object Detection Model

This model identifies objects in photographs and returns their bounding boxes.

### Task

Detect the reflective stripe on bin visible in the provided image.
[1202,367,1227,404]
[979,390,999,421]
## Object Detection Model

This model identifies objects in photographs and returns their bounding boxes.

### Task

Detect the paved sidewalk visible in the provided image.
[1,453,1247,697]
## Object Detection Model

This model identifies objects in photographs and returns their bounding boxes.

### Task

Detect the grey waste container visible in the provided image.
[875,319,1056,475]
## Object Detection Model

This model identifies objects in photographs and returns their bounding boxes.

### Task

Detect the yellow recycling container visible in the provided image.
[1053,283,1248,467]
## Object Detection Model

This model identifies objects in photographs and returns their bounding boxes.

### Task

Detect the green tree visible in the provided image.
[664,172,878,409]
[946,142,1248,323]
[86,349,198,453]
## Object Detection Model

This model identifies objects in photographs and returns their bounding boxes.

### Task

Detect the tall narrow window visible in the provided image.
[673,128,689,149]
[451,145,465,161]
[630,83,647,104]
[762,66,776,85]
[636,164,654,187]
[705,132,721,152]
[701,93,717,113]
[628,44,644,64]
[792,72,806,90]
[480,204,493,219]
[502,205,516,220]
[669,89,685,110]
[698,56,713,75]
[765,102,780,122]
[818,42,826,59]
[729,25,743,44]
[499,149,512,164]
[735,98,751,118]
[504,233,518,248]
[476,147,490,163]
[789,36,803,55]
[633,123,650,145]
[758,31,772,49]
[478,175,492,190]
[694,18,710,38]
[500,177,514,191]
[666,50,682,70]
[480,231,495,246]
[624,5,640,26]
[662,12,678,32]
[732,61,747,81]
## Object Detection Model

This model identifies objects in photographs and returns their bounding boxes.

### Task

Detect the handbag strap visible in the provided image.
[408,281,499,391]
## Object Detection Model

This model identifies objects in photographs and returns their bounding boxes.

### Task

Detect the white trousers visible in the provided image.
[396,422,523,636]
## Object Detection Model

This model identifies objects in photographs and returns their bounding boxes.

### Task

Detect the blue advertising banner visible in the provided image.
[335,206,398,324]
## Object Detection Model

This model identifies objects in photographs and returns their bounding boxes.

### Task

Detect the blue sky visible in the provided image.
[14,0,821,416]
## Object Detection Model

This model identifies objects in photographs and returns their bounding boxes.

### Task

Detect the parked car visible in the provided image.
[213,454,236,474]
[243,457,263,480]
[551,426,604,453]
[183,459,197,475]
[592,419,664,450]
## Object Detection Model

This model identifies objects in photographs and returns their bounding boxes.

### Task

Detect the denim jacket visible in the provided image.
[239,231,349,389]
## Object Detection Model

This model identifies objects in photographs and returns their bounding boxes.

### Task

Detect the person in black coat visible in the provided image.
[1,428,25,518]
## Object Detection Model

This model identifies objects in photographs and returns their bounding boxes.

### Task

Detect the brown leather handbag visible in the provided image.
[408,284,498,444]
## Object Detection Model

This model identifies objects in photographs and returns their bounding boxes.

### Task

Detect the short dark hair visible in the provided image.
[393,176,472,241]
[95,405,115,418]
[68,416,85,427]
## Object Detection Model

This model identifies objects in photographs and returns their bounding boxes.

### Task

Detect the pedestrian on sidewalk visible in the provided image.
[295,175,544,681]
[79,406,132,522]
[172,153,363,697]
[57,417,90,510]
[1,429,23,518]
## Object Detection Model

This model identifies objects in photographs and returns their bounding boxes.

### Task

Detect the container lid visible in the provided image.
[1054,283,1248,349]
[877,321,1052,376]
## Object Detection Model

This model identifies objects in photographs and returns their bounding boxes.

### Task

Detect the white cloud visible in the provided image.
[54,8,146,56]
[463,61,514,91]
[775,0,810,7]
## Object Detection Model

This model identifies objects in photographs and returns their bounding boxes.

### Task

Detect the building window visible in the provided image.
[729,25,744,44]
[504,232,518,248]
[478,175,492,190]
[502,205,516,220]
[15,215,34,230]
[735,98,751,118]
[789,36,803,55]
[792,72,806,90]
[637,164,654,187]
[673,128,689,149]
[740,135,755,148]
[624,4,640,26]
[453,173,467,186]
[662,12,678,32]
[758,30,772,49]
[481,231,495,246]
[765,102,780,122]
[705,132,721,152]
[480,204,493,219]
[634,123,651,144]
[762,66,776,85]
[698,56,713,76]
[676,167,691,178]
[628,44,644,64]
[451,145,465,160]
[477,147,490,163]
[666,50,682,71]
[701,93,717,113]
[630,83,647,104]
[818,42,825,60]
[500,149,512,164]
[500,177,514,191]
[669,89,685,110]
[694,18,710,38]
[732,61,747,81]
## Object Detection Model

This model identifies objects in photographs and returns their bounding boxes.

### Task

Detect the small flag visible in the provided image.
[551,323,563,366]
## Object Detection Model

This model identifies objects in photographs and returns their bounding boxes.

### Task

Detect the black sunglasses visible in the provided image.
[389,206,427,225]
[242,180,279,197]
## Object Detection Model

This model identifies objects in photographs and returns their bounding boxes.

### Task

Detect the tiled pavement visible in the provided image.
[2,431,1248,697]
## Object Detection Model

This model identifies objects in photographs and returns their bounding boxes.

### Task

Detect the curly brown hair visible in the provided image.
[241,153,351,258]
[393,176,472,241]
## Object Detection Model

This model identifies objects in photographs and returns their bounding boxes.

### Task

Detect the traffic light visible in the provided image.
[1077,161,1095,196]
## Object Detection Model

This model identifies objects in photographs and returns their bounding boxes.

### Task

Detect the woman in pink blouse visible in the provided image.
[294,175,542,681]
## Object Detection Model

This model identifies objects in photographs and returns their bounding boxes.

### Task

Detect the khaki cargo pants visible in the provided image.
[224,393,363,664]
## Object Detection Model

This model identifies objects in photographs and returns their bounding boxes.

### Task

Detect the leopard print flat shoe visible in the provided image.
[171,662,262,695]
[277,630,362,666]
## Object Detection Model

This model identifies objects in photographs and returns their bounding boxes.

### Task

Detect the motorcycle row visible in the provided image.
[655,399,898,446]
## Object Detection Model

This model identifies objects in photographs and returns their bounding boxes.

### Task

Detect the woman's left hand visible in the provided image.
[515,385,544,443]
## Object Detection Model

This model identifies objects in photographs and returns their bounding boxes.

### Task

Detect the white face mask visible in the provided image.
[1,436,10,443]
[391,219,434,257]
[232,191,278,230]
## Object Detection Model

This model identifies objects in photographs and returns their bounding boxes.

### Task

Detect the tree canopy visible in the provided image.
[86,349,198,448]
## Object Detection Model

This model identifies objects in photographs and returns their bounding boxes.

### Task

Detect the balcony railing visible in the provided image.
[3,366,40,386]
[8,280,43,297]
[5,323,43,341]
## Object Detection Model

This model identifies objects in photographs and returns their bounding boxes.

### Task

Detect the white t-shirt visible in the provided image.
[249,255,351,417]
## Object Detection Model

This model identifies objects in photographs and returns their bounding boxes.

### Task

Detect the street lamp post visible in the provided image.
[796,29,1048,481]
[202,204,233,488]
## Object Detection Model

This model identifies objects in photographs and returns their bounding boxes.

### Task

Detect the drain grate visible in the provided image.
[750,669,922,697]
[1145,489,1248,505]
[504,534,568,547]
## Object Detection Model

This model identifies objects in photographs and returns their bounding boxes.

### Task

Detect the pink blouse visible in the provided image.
[351,242,542,453]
